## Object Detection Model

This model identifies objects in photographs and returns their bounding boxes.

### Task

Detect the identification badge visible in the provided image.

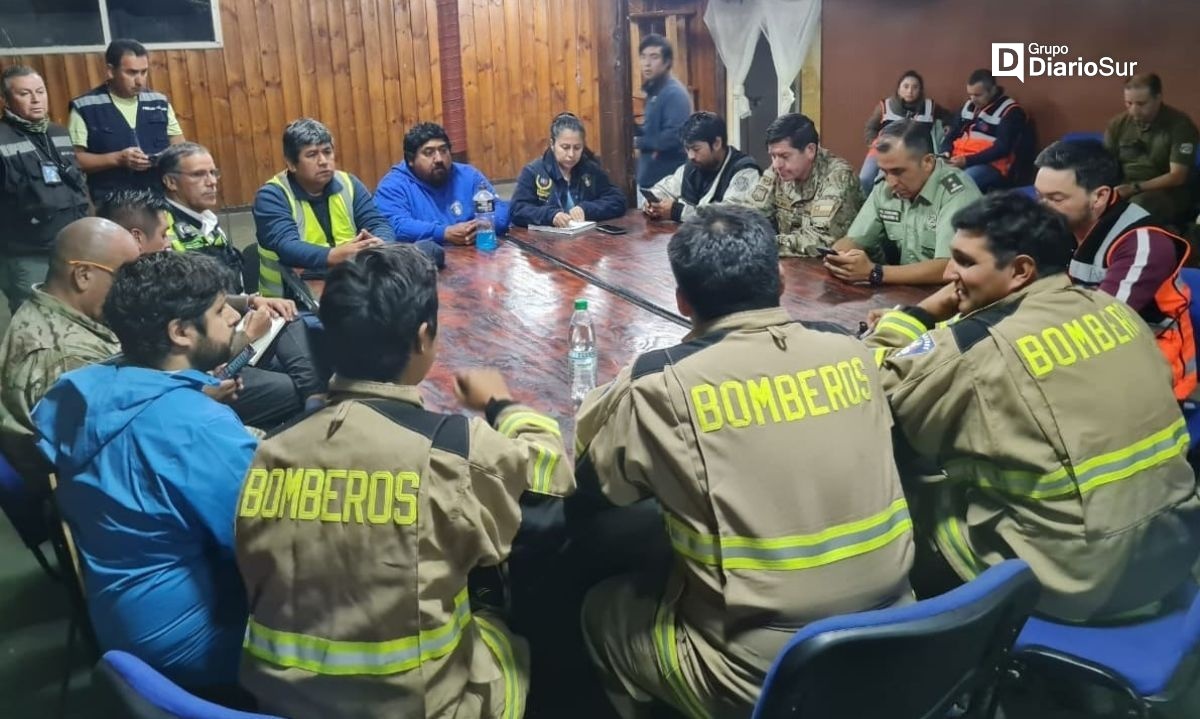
[40,162,62,186]
[879,208,902,223]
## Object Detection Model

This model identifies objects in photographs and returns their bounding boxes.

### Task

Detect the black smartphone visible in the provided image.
[595,224,628,235]
[214,345,256,380]
[639,188,660,203]
[816,246,840,257]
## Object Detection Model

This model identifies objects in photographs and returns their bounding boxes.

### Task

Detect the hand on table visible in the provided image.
[444,221,479,246]
[643,198,675,221]
[455,368,513,412]
[824,249,874,283]
[552,212,573,228]
[568,206,587,222]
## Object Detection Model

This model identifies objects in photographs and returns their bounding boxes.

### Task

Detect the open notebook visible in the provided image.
[528,220,596,235]
[234,314,287,366]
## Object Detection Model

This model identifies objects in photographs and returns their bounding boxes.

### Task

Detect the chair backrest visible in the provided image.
[95,650,282,719]
[752,560,1040,719]
[1059,131,1105,146]
[241,243,260,295]
[0,449,48,549]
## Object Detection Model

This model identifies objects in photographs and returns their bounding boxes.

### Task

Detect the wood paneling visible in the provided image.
[821,0,1200,170]
[6,0,620,202]
[455,0,602,180]
[8,0,445,207]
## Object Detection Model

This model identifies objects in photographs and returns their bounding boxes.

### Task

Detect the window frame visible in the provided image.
[0,0,224,56]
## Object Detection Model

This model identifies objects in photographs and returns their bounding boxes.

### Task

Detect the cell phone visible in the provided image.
[214,345,255,380]
[816,246,840,257]
[596,224,628,235]
[639,188,660,203]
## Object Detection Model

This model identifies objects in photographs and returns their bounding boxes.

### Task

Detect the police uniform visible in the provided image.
[235,377,575,719]
[576,307,914,717]
[165,200,244,293]
[728,148,863,257]
[867,276,1200,622]
[0,287,119,490]
[1105,104,1199,224]
[846,160,982,266]
[68,85,180,199]
[0,113,89,312]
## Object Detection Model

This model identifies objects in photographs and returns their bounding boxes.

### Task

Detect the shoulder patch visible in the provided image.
[1180,143,1195,155]
[357,398,470,458]
[949,298,1023,353]
[895,334,936,358]
[731,173,754,193]
[751,184,769,203]
[631,331,730,380]
[582,174,593,188]
[811,198,839,218]
[535,174,553,200]
[940,173,966,195]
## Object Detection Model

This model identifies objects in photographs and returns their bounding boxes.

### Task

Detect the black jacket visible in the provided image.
[510,151,627,227]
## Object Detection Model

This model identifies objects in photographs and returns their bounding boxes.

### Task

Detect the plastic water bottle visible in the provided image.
[569,299,598,406]
[473,181,497,252]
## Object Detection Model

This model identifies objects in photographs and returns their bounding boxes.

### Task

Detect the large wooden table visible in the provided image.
[506,212,931,329]
[310,212,935,446]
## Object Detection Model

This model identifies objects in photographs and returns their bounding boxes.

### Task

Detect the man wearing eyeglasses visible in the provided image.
[158,142,246,292]
[0,217,140,492]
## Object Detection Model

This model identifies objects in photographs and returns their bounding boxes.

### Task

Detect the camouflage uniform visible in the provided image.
[728,148,863,257]
[0,287,119,488]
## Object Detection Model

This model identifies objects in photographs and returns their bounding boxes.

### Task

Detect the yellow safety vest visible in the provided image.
[258,170,356,297]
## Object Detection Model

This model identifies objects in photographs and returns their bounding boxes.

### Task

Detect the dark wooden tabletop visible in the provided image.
[507,211,931,330]
[308,213,937,443]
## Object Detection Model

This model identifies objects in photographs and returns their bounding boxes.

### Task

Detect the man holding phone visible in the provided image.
[68,39,185,200]
[643,112,760,223]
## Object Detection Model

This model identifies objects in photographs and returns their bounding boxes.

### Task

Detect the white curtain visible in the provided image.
[760,0,821,113]
[703,0,765,119]
[703,0,821,117]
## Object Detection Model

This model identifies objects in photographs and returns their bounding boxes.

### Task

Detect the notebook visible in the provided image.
[528,220,597,235]
[234,314,287,366]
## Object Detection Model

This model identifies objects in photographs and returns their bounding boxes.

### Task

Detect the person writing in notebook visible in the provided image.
[511,113,627,228]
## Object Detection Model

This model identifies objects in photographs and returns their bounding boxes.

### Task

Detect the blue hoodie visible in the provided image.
[33,363,256,688]
[374,161,510,243]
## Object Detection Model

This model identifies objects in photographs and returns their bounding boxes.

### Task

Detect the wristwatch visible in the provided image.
[868,263,884,286]
[1132,181,1143,194]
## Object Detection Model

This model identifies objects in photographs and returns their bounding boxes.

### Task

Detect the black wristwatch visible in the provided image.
[868,263,884,286]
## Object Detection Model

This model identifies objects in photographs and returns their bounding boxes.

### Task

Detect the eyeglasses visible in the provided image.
[173,169,222,180]
[68,260,116,274]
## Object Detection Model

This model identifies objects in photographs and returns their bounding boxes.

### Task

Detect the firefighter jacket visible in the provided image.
[867,275,1200,621]
[235,378,575,719]
[575,307,914,710]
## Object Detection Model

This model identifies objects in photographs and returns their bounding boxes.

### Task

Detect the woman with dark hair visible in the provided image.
[859,70,955,194]
[510,113,626,228]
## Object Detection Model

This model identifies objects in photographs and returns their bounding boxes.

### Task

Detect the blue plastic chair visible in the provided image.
[94,650,282,719]
[752,560,1040,719]
[1059,131,1105,146]
[1012,585,1200,716]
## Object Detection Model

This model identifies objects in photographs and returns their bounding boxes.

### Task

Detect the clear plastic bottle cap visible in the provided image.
[574,299,588,310]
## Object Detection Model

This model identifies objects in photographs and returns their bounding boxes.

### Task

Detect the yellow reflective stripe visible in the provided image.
[528,447,560,495]
[244,588,470,676]
[935,513,985,579]
[877,311,926,342]
[498,411,562,438]
[665,498,911,571]
[653,601,708,719]
[475,615,523,719]
[873,347,890,367]
[947,418,1189,499]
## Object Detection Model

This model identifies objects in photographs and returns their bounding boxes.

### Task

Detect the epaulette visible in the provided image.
[357,398,470,459]
[631,331,729,380]
[950,298,1023,353]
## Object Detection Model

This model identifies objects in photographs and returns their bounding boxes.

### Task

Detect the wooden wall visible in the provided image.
[7,0,609,206]
[457,0,602,181]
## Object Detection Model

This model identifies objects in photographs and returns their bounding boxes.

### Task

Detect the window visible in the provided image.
[0,0,221,55]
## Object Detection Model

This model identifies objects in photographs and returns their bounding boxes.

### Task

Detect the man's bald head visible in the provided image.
[49,218,140,284]
[44,218,141,321]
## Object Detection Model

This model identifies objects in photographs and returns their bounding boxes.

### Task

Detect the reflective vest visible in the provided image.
[950,96,1019,176]
[258,171,355,298]
[1069,202,1197,400]
[68,85,171,199]
[881,97,934,126]
[165,207,245,293]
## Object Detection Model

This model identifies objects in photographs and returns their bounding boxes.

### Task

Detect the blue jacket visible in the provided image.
[252,172,395,270]
[635,74,692,187]
[510,151,627,227]
[33,364,256,688]
[374,161,510,243]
